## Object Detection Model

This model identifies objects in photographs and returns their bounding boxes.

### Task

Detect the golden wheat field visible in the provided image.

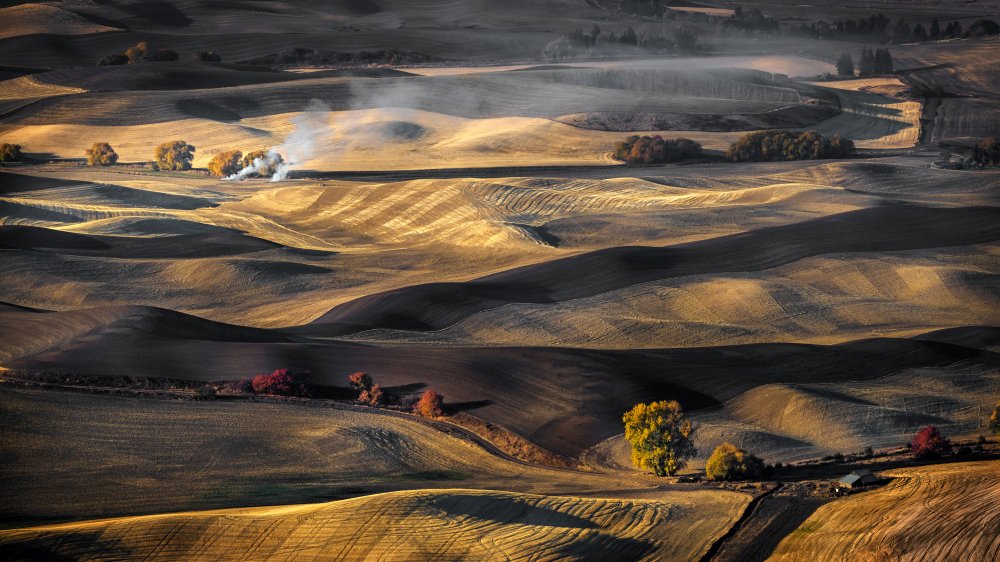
[1,0,999,559]
[769,460,1000,561]
[0,488,751,561]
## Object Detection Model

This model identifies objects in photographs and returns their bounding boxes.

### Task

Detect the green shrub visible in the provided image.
[195,384,217,400]
[836,52,854,76]
[705,442,768,481]
[194,51,222,62]
[125,41,150,64]
[973,137,1000,167]
[0,143,23,164]
[208,149,242,177]
[99,41,178,66]
[98,53,129,66]
[726,130,855,162]
[613,135,703,164]
[85,142,118,166]
[964,19,999,37]
[154,140,195,171]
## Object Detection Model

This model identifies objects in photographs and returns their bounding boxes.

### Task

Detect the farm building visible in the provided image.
[836,469,878,490]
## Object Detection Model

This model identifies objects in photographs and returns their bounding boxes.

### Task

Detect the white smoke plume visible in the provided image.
[224,148,282,181]
[224,98,331,181]
[223,81,434,181]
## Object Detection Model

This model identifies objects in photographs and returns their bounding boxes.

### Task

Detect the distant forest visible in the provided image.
[552,3,998,59]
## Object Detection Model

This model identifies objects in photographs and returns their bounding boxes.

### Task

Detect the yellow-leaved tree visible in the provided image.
[622,400,696,476]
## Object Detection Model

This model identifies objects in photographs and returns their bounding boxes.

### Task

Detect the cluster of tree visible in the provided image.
[347,371,445,416]
[99,41,179,66]
[0,143,23,165]
[836,53,855,77]
[207,149,284,177]
[568,25,609,48]
[85,142,118,166]
[71,140,211,171]
[791,14,996,43]
[348,371,386,405]
[725,130,855,162]
[251,368,312,397]
[972,137,1000,167]
[623,401,774,480]
[837,48,898,77]
[903,19,966,42]
[240,48,438,67]
[722,6,780,34]
[153,140,196,171]
[613,135,703,164]
[622,400,697,476]
[551,24,700,59]
[194,50,222,63]
[964,19,1000,38]
[566,25,642,48]
[857,47,893,75]
[617,0,668,18]
[833,13,891,39]
[705,442,770,481]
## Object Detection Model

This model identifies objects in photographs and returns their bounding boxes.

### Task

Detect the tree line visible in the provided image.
[613,131,855,165]
[98,40,221,66]
[232,368,446,418]
[624,399,1000,480]
[612,135,703,164]
[836,47,893,77]
[548,23,700,59]
[0,139,290,178]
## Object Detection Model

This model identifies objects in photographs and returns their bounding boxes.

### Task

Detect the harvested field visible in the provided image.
[2,2,999,558]
[0,64,828,167]
[0,487,750,561]
[585,359,1000,468]
[770,461,1000,561]
[0,386,594,523]
[2,301,995,460]
[355,244,1000,348]
[807,78,922,149]
[0,4,118,40]
[309,205,1000,336]
[894,38,1000,144]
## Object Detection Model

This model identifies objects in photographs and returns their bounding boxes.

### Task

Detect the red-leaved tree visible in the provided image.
[358,383,385,406]
[415,389,444,418]
[911,425,951,459]
[251,369,312,397]
[348,371,373,392]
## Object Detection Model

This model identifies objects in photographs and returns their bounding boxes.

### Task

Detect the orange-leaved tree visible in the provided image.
[415,389,444,417]
[208,149,242,177]
[85,142,118,166]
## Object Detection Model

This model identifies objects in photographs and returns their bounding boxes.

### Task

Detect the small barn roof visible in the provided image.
[838,469,878,486]
[839,474,862,486]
